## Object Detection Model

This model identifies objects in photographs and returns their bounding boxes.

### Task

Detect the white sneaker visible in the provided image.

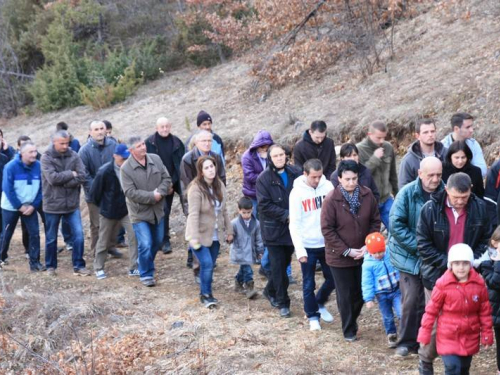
[309,319,321,331]
[95,270,107,280]
[319,306,334,323]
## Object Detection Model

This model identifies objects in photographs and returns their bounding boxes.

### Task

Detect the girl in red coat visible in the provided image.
[418,243,493,374]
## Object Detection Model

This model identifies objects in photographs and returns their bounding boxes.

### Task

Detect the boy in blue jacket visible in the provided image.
[362,232,401,348]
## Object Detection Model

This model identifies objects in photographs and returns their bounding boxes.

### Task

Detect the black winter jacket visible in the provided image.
[442,162,484,199]
[89,161,128,220]
[145,132,185,185]
[293,130,336,178]
[417,190,491,290]
[256,164,301,246]
[478,260,500,327]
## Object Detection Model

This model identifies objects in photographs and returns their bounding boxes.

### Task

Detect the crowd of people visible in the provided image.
[2,111,500,374]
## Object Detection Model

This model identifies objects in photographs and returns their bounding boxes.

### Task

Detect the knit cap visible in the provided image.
[447,243,474,269]
[197,111,212,127]
[365,232,386,254]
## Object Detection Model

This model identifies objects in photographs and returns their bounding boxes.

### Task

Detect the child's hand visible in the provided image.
[365,301,374,309]
[298,256,308,263]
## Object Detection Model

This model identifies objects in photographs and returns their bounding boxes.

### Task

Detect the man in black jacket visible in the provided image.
[416,172,491,374]
[293,120,336,178]
[146,117,185,254]
[90,144,138,279]
[257,144,301,318]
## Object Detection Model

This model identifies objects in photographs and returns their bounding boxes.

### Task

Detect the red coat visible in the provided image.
[417,268,494,356]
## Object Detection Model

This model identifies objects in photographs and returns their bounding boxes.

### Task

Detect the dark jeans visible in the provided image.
[132,219,164,280]
[45,210,85,270]
[1,209,41,268]
[22,205,45,252]
[495,326,500,371]
[397,271,425,350]
[300,247,335,319]
[264,245,294,308]
[441,355,472,375]
[235,264,253,284]
[193,241,220,295]
[61,216,73,247]
[376,289,401,334]
[330,265,363,338]
[163,180,181,244]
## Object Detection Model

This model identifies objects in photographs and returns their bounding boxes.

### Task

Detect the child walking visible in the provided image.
[230,197,264,299]
[478,225,500,375]
[418,243,493,375]
[362,232,401,348]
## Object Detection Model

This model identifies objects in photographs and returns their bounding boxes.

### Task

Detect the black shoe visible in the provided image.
[200,294,218,308]
[30,263,47,272]
[162,240,172,254]
[142,279,156,287]
[258,266,269,279]
[108,248,123,258]
[263,289,279,308]
[280,307,291,318]
[418,360,434,375]
[57,247,65,254]
[344,336,357,343]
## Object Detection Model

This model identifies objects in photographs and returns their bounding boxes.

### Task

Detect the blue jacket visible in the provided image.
[362,250,399,302]
[388,178,445,275]
[1,154,42,211]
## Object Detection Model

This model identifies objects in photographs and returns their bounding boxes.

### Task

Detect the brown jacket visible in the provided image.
[185,182,233,247]
[321,185,381,268]
[120,153,171,224]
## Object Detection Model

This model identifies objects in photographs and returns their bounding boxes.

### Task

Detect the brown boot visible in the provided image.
[244,281,258,299]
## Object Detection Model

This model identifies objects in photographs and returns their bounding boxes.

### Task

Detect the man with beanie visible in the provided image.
[416,172,491,374]
[389,157,444,357]
[293,120,336,178]
[90,144,139,279]
[289,158,335,330]
[146,117,185,254]
[185,110,225,165]
[257,144,301,318]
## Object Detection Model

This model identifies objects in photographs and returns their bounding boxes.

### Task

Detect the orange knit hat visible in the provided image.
[365,232,386,254]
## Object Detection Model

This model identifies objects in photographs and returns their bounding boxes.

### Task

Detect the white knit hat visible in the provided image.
[447,243,474,269]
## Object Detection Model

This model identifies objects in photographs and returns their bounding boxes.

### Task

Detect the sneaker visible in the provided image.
[95,270,107,280]
[0,259,9,266]
[128,269,140,277]
[280,307,291,318]
[30,263,46,272]
[263,289,279,308]
[200,294,217,308]
[244,281,258,299]
[344,336,357,342]
[24,253,29,259]
[318,305,334,323]
[234,279,245,294]
[162,240,172,254]
[418,360,433,375]
[47,267,57,276]
[395,346,409,357]
[107,248,123,259]
[57,247,65,254]
[309,319,321,331]
[194,275,201,284]
[288,275,297,285]
[142,279,156,287]
[73,268,91,276]
[387,333,398,348]
[66,244,73,252]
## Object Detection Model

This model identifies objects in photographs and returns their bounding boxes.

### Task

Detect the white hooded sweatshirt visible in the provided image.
[289,174,334,260]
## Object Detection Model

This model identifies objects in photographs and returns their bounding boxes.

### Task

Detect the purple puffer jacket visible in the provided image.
[242,130,274,198]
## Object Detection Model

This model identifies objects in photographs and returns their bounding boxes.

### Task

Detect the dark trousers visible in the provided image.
[264,245,294,308]
[330,265,363,338]
[22,205,45,252]
[495,326,500,371]
[163,180,181,244]
[397,271,425,350]
[441,355,472,375]
[1,209,41,268]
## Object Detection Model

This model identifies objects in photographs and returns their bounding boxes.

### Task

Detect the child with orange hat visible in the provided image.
[362,232,401,348]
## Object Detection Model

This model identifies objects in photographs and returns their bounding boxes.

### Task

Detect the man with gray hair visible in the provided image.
[416,171,491,373]
[41,131,89,276]
[120,136,171,287]
[79,120,120,258]
[145,117,185,254]
[388,157,444,357]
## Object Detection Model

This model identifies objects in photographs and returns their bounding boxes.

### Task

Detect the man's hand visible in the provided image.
[366,301,375,309]
[298,256,308,263]
[348,248,365,260]
[374,147,384,159]
[153,189,162,202]
[189,239,201,250]
[20,205,35,216]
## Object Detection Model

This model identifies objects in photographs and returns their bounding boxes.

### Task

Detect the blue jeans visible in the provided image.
[441,355,472,375]
[60,216,73,247]
[235,264,254,284]
[193,241,220,295]
[132,219,164,280]
[376,289,402,334]
[379,197,394,231]
[300,247,335,319]
[45,210,85,270]
[1,209,41,268]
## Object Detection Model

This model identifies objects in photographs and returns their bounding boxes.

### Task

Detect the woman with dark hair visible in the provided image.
[185,156,233,308]
[442,141,484,198]
[330,143,380,202]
